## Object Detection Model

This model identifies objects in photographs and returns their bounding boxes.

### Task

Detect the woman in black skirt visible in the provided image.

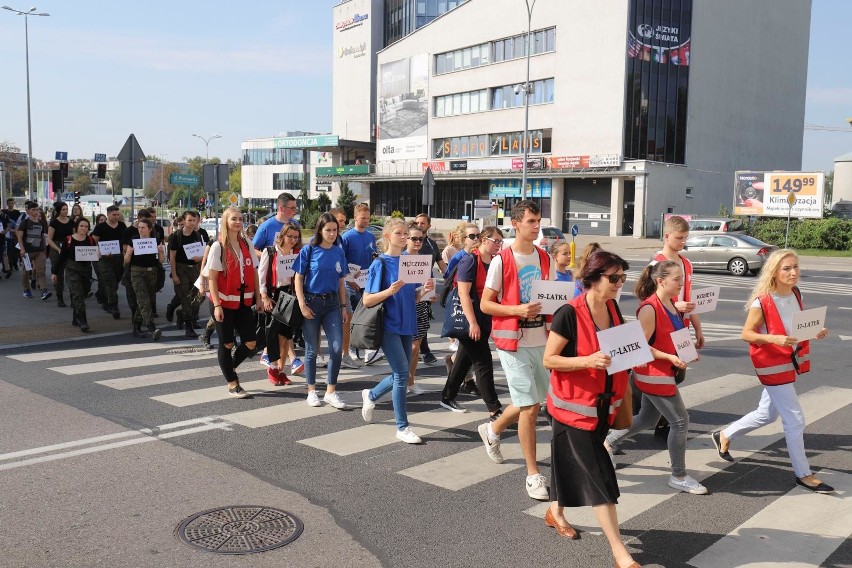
[543,249,639,568]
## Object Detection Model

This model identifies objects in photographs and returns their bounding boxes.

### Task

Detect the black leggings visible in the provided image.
[212,302,257,383]
[442,333,502,413]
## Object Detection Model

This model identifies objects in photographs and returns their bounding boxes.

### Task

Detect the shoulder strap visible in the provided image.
[266,246,276,290]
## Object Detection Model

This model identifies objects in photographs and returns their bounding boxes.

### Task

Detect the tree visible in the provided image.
[0,140,27,196]
[316,192,331,212]
[228,160,241,194]
[68,172,93,195]
[336,181,358,218]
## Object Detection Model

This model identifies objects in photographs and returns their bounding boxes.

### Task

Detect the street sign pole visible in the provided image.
[421,167,435,218]
[784,192,796,248]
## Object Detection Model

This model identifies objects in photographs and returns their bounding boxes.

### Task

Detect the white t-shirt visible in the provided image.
[485,248,557,348]
[258,248,293,293]
[205,241,258,284]
[751,293,801,335]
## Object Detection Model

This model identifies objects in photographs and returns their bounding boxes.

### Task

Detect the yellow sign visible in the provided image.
[786,192,796,207]
[228,193,239,206]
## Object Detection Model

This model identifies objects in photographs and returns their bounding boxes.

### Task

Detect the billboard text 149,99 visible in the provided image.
[733,171,824,218]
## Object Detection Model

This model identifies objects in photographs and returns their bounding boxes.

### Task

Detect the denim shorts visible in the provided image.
[497,345,549,408]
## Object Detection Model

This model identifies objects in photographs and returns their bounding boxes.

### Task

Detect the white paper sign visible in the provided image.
[356,272,368,287]
[23,254,32,272]
[182,241,204,260]
[344,262,361,284]
[691,286,721,314]
[530,280,573,315]
[132,238,158,255]
[791,306,827,341]
[671,327,699,363]
[596,320,654,374]
[74,246,99,262]
[98,240,121,255]
[399,254,432,283]
[276,253,298,279]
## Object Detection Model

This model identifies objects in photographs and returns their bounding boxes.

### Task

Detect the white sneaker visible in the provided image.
[668,475,708,495]
[306,391,321,407]
[348,349,360,361]
[364,350,384,366]
[396,427,422,444]
[316,355,328,368]
[323,391,348,410]
[361,389,375,423]
[526,473,549,500]
[341,353,361,369]
[477,423,504,464]
[407,383,426,396]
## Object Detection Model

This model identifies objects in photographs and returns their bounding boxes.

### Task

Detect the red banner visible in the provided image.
[421,161,447,172]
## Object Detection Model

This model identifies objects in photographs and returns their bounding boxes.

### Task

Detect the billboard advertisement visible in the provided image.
[627,0,692,66]
[734,171,824,218]
[377,54,429,161]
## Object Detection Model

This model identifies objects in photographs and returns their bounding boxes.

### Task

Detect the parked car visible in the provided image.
[687,217,745,235]
[501,225,567,250]
[682,234,776,276]
[199,218,219,240]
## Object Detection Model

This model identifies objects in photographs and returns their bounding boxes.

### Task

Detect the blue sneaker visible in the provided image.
[23,289,33,299]
[260,353,271,368]
[291,358,304,375]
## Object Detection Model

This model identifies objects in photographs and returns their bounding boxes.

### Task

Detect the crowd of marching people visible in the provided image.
[1,193,835,568]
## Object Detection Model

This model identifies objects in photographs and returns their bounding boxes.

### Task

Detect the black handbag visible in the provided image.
[270,246,312,329]
[349,258,385,351]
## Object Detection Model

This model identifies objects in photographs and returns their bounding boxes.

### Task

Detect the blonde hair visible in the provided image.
[744,249,798,310]
[218,207,247,276]
[381,217,407,251]
[572,242,601,280]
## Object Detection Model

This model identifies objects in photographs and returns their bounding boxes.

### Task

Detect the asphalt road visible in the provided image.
[0,260,850,567]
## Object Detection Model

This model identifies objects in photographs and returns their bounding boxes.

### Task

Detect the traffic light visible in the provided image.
[51,170,62,194]
[59,162,69,177]
[199,196,206,207]
[74,191,81,204]
[97,163,107,179]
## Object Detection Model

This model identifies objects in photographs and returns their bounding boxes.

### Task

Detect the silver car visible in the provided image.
[682,234,776,276]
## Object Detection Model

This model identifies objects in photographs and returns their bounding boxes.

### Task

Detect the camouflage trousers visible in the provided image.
[173,262,201,323]
[66,261,92,318]
[98,256,123,305]
[130,266,157,326]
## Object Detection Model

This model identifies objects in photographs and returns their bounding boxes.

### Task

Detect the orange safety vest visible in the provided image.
[632,293,680,397]
[490,246,552,352]
[210,239,256,310]
[750,289,810,386]
[652,252,694,327]
[547,294,630,431]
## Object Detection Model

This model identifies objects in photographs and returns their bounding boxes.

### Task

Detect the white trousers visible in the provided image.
[722,382,811,478]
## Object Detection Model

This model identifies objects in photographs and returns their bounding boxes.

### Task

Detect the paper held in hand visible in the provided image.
[399,254,432,284]
[691,286,721,314]
[133,238,158,255]
[98,240,120,255]
[182,241,204,260]
[23,254,32,272]
[596,320,654,374]
[344,262,360,283]
[74,246,99,262]
[530,280,573,315]
[670,327,699,363]
[276,254,298,279]
[791,306,827,342]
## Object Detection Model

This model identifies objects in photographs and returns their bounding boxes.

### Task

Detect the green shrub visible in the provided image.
[747,218,852,250]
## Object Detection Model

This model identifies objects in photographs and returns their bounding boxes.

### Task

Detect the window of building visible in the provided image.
[434,88,488,117]
[434,28,554,74]
[489,78,554,111]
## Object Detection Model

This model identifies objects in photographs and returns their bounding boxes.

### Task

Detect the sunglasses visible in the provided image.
[603,273,628,284]
[408,237,425,242]
[466,233,480,240]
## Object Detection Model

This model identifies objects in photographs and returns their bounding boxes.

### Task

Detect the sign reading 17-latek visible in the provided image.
[170,173,200,186]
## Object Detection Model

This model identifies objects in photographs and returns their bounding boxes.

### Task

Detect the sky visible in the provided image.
[0,0,850,171]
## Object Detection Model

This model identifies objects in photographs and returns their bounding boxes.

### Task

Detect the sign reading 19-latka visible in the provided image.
[763,172,824,219]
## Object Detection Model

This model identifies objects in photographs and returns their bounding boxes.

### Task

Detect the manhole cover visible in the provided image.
[165,346,211,356]
[176,506,303,554]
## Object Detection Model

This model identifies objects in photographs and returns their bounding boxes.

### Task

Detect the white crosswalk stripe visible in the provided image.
[6,339,850,568]
[625,269,852,296]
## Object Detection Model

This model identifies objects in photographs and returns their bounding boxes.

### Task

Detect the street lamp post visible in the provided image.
[192,133,221,225]
[2,5,50,202]
[519,0,536,201]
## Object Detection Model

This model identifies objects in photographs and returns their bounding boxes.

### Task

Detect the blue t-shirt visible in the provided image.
[365,254,416,336]
[444,249,468,279]
[252,216,299,250]
[573,279,585,298]
[341,228,376,269]
[292,244,347,294]
[556,270,572,282]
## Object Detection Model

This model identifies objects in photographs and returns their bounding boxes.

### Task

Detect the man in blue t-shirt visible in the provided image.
[341,203,377,365]
[252,192,299,257]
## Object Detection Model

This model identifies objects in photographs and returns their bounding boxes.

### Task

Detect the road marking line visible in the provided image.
[48,352,217,375]
[523,386,852,533]
[687,469,852,568]
[97,366,223,390]
[8,341,196,362]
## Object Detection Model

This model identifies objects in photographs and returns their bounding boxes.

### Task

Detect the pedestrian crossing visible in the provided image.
[5,337,851,567]
[624,269,852,297]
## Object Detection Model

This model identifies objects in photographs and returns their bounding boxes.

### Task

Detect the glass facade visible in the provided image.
[492,78,554,110]
[435,27,555,75]
[623,0,692,164]
[369,178,489,219]
[385,0,469,46]
[272,173,304,192]
[242,148,305,166]
[434,89,488,117]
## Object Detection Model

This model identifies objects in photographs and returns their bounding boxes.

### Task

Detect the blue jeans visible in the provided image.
[301,294,343,387]
[367,331,412,430]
